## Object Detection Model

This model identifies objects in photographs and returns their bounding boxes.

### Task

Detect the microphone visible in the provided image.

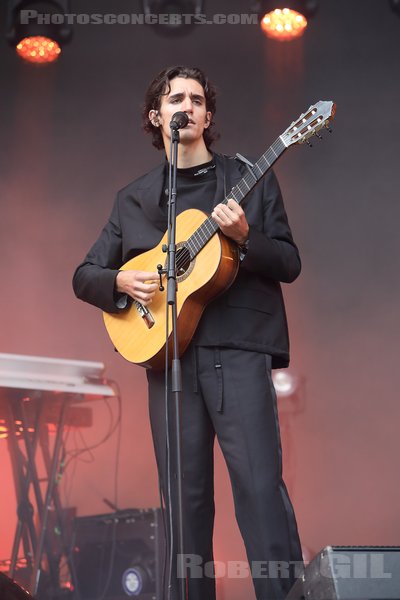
[170,111,189,131]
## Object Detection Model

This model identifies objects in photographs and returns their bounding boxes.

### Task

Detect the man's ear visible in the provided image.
[149,109,159,127]
[204,111,212,128]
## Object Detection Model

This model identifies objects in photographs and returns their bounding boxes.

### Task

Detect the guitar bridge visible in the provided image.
[134,300,155,329]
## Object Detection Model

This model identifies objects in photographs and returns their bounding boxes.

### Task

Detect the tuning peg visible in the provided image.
[315,132,323,140]
[305,140,313,148]
[325,125,332,133]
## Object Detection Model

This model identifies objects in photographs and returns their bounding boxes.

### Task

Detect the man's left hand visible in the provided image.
[211,199,249,246]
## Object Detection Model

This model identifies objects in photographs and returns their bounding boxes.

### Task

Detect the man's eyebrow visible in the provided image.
[168,92,205,102]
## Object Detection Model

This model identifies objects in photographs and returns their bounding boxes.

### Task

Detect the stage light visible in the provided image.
[6,0,72,64]
[0,419,35,438]
[141,0,204,36]
[0,421,8,439]
[272,370,298,396]
[122,566,148,596]
[16,35,61,63]
[254,0,318,41]
[261,8,307,40]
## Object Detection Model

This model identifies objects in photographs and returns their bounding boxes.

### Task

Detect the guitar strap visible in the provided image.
[222,152,242,203]
[223,152,256,203]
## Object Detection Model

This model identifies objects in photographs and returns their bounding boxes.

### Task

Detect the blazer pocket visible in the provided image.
[226,288,272,314]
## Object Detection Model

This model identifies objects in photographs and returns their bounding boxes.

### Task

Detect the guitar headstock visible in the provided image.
[281,101,336,147]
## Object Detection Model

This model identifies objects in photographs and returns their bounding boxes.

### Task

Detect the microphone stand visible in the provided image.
[163,118,187,600]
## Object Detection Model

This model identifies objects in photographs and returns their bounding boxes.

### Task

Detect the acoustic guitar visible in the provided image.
[103,101,336,369]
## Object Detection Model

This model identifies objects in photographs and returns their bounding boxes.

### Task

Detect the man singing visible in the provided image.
[73,65,302,600]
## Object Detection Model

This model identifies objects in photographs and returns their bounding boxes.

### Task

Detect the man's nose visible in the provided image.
[181,97,193,112]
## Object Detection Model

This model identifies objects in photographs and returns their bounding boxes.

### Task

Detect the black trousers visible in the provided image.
[147,345,302,600]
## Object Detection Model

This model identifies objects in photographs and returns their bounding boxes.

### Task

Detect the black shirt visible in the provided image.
[161,158,217,218]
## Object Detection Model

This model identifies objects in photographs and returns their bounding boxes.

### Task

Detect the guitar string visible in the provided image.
[142,108,327,291]
[186,144,278,256]
[183,138,285,259]
[170,137,285,274]
[173,108,329,273]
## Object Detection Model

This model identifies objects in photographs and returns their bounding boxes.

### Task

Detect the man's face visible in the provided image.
[150,77,212,148]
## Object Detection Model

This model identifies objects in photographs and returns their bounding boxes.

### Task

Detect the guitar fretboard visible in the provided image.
[186,136,287,259]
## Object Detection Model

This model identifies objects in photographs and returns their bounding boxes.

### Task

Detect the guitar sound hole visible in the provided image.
[176,246,191,277]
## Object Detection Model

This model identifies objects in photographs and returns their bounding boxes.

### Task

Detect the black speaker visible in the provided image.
[70,509,165,600]
[0,572,35,599]
[286,546,400,599]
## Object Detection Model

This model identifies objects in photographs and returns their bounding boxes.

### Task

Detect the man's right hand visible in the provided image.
[115,270,159,305]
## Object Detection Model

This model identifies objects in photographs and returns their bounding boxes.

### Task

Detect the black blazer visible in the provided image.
[73,153,301,368]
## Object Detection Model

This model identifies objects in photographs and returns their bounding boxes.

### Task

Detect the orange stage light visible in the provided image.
[0,423,8,439]
[261,8,307,41]
[0,419,36,439]
[16,36,61,64]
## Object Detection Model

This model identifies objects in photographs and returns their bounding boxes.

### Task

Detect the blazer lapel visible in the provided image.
[135,163,167,231]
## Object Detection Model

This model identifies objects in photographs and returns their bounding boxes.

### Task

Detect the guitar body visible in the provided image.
[103,208,239,369]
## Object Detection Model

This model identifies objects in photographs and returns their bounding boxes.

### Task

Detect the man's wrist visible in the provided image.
[114,271,129,308]
[238,233,249,250]
[238,238,249,262]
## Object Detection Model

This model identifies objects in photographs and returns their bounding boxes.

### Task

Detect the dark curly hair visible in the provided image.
[142,65,218,150]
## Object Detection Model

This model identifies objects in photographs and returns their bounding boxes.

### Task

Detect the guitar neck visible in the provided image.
[186,136,287,259]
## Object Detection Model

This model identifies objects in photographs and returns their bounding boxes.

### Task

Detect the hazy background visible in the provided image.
[1,1,399,598]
